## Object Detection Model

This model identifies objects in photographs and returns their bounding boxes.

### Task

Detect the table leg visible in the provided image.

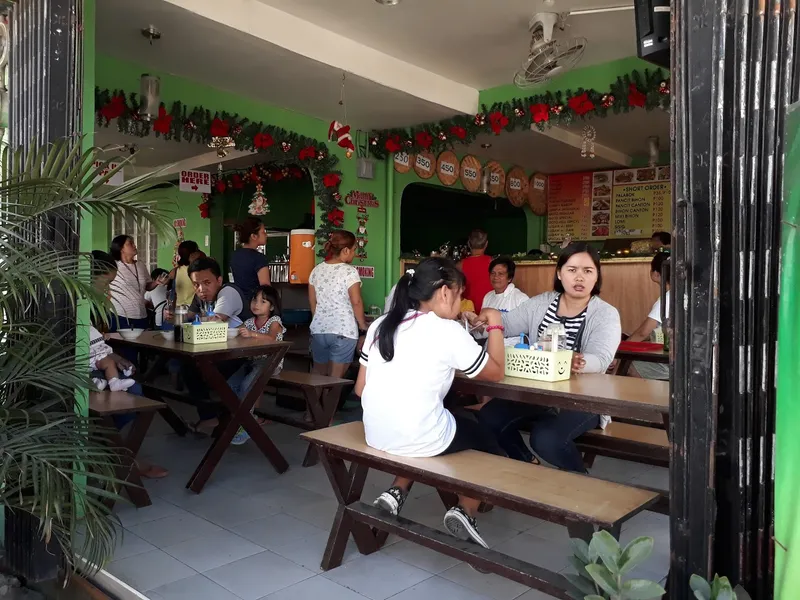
[301,385,344,467]
[186,350,289,493]
[318,450,378,570]
[102,412,155,509]
[138,354,188,437]
[617,359,633,376]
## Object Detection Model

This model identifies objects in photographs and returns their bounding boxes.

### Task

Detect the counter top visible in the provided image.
[399,256,656,265]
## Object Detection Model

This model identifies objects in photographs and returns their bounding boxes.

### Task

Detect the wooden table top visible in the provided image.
[615,348,670,364]
[452,373,669,420]
[108,331,291,360]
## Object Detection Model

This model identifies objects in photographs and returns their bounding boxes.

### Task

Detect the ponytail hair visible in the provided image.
[377,257,465,362]
[324,230,356,259]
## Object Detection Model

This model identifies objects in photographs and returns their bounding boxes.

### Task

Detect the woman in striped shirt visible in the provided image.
[473,243,621,472]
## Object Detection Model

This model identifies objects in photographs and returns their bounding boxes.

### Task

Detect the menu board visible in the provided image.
[547,166,671,241]
[546,172,592,242]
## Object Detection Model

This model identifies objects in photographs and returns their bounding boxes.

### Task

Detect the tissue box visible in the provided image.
[181,322,228,344]
[505,347,573,382]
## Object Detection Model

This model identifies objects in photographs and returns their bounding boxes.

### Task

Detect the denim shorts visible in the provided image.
[311,333,357,364]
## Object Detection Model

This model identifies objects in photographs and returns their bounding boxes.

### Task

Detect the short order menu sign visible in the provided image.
[546,166,671,241]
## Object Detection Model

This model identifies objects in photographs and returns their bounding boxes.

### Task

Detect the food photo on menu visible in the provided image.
[614,170,635,184]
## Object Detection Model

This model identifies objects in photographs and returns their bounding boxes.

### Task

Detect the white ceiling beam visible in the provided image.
[162,0,479,115]
[530,124,633,167]
[128,148,255,179]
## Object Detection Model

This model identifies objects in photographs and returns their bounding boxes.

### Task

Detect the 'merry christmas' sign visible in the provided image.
[345,191,379,208]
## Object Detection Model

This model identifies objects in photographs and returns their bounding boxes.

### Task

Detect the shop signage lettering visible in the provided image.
[490,172,501,185]
[394,152,410,167]
[415,154,432,172]
[439,161,456,175]
[93,161,124,186]
[509,177,522,190]
[345,191,379,208]
[179,170,211,193]
[463,167,478,181]
[533,177,546,190]
[356,266,375,279]
[173,218,187,228]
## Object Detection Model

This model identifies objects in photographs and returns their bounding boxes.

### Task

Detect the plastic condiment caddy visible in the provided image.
[181,322,228,344]
[504,347,573,382]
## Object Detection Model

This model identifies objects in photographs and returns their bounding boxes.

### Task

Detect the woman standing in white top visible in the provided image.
[109,234,168,331]
[626,252,670,380]
[308,230,368,378]
[476,256,529,346]
[358,257,506,549]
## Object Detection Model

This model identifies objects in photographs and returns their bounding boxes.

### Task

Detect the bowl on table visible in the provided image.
[119,328,145,340]
[227,328,240,339]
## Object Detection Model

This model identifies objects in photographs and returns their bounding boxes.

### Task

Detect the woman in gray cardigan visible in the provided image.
[475,243,622,472]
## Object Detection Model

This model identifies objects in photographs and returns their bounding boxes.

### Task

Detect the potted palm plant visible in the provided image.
[0,138,172,581]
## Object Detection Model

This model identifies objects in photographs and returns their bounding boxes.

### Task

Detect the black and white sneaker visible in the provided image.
[443,506,489,549]
[373,486,407,516]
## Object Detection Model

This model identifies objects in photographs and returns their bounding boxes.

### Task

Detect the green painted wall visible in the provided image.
[478,56,661,106]
[94,54,388,306]
[156,190,211,268]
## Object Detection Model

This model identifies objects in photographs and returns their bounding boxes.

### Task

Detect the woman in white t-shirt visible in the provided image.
[476,256,529,346]
[109,235,168,331]
[357,257,506,549]
[309,230,368,378]
[626,252,670,380]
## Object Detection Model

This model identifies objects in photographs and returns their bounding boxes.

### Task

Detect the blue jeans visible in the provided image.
[477,399,600,473]
[311,333,357,364]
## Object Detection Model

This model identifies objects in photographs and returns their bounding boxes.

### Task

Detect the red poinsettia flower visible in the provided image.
[567,92,595,116]
[488,111,510,135]
[210,117,230,138]
[271,168,284,182]
[290,166,304,179]
[323,173,341,188]
[298,146,316,160]
[215,180,226,194]
[628,84,647,108]
[446,126,465,140]
[415,131,433,150]
[100,94,126,122]
[152,105,172,135]
[198,201,210,219]
[530,103,550,123]
[250,166,260,182]
[385,134,402,154]
[254,132,274,149]
[231,174,243,190]
[327,208,345,227]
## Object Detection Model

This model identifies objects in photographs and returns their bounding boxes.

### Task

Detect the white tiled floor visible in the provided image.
[104,408,670,600]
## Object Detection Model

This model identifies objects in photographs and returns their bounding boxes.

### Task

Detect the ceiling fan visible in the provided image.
[514,2,634,89]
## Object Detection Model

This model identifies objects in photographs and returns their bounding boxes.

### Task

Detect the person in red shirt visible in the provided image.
[458,229,493,312]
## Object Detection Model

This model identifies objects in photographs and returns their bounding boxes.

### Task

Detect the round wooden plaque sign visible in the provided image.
[505,166,529,207]
[436,150,460,186]
[484,161,506,198]
[413,150,436,179]
[393,151,413,174]
[528,172,548,216]
[460,155,482,192]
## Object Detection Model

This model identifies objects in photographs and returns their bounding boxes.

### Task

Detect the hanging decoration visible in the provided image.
[328,72,355,158]
[248,182,270,215]
[366,68,669,159]
[94,88,343,253]
[355,207,369,261]
[581,125,596,159]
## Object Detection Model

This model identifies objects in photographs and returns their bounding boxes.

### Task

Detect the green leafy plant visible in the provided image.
[567,531,666,600]
[690,574,752,600]
[0,137,172,573]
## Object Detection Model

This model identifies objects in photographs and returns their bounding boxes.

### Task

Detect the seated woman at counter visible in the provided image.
[625,252,670,380]
[458,229,493,312]
[472,243,621,473]
[477,256,529,345]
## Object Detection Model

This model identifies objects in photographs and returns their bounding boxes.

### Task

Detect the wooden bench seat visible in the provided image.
[577,421,670,468]
[89,391,163,509]
[301,422,659,599]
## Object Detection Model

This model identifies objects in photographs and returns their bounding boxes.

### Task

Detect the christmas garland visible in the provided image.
[94,88,343,252]
[367,68,670,159]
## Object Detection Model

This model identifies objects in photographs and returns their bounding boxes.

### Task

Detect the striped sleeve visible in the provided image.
[359,319,379,366]
[449,321,490,379]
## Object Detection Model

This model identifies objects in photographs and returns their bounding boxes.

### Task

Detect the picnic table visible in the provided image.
[451,372,669,425]
[614,345,669,376]
[109,331,290,493]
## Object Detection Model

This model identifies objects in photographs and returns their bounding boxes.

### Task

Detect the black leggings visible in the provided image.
[439,409,505,457]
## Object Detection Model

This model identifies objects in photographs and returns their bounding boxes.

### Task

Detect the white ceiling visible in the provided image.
[96,0,463,130]
[253,0,638,89]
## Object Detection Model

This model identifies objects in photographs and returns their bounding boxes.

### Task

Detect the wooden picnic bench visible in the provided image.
[89,390,164,508]
[302,422,659,599]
